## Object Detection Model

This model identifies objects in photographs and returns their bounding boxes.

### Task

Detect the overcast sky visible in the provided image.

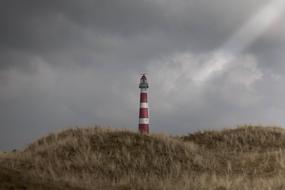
[1,0,285,150]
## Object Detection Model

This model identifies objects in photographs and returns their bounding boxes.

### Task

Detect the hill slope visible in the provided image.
[1,126,285,189]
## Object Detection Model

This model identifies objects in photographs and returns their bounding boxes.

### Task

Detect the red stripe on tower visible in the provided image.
[139,108,149,118]
[140,93,148,102]
[138,74,149,134]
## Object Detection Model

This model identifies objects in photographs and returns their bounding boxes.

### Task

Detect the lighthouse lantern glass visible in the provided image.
[139,75,148,89]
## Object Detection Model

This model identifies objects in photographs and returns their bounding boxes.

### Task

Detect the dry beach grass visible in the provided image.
[1,125,285,189]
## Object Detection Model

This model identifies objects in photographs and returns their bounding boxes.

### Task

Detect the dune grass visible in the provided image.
[2,125,285,189]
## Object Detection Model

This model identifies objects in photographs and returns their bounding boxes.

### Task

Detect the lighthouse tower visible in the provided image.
[138,74,149,134]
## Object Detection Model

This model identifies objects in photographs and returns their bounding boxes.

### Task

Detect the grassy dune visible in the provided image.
[1,126,285,189]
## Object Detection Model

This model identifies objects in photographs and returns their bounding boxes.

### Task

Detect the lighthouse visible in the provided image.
[138,74,149,134]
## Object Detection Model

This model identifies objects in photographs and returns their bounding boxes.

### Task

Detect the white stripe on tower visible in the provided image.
[140,103,149,108]
[139,118,149,124]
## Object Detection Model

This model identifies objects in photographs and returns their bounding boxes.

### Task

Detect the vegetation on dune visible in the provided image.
[182,125,285,152]
[20,128,197,181]
[1,126,285,189]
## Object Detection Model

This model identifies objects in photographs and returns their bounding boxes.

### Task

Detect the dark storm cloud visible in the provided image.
[0,0,272,69]
[0,0,285,150]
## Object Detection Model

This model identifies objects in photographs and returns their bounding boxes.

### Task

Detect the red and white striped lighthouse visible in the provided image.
[138,74,149,134]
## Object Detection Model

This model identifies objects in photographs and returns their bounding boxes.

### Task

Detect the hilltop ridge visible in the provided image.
[1,126,285,189]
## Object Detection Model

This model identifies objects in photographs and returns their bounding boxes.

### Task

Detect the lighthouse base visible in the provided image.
[139,124,149,134]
